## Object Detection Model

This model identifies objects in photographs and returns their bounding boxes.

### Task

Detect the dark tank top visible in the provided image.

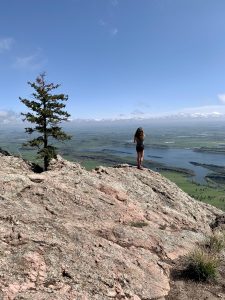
[136,138,144,146]
[136,138,144,152]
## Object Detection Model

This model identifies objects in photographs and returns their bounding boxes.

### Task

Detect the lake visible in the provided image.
[90,145,225,184]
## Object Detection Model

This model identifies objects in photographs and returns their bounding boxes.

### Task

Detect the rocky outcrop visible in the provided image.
[0,153,223,300]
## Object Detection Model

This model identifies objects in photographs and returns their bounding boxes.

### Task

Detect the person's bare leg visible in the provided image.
[137,152,140,168]
[141,150,144,166]
[137,152,142,168]
[139,150,144,169]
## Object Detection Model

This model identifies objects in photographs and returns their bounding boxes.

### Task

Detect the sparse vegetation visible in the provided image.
[205,231,225,254]
[185,249,219,281]
[129,221,148,228]
[185,232,225,282]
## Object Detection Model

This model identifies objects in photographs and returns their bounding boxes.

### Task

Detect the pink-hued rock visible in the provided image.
[99,184,128,202]
[23,252,47,283]
[2,283,20,300]
[0,154,223,299]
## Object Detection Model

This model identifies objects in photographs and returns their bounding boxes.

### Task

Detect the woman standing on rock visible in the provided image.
[134,127,145,169]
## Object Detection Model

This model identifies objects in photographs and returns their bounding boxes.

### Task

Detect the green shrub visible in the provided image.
[206,231,225,253]
[186,249,219,281]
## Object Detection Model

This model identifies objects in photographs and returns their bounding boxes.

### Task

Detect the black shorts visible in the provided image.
[136,145,144,152]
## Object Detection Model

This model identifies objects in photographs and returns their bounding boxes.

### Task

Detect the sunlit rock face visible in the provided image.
[0,153,222,300]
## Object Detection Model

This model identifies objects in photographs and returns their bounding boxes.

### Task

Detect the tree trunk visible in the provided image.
[43,100,48,171]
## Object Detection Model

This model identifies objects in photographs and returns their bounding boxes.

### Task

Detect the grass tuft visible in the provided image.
[129,221,148,228]
[184,232,225,282]
[206,231,225,254]
[185,249,219,281]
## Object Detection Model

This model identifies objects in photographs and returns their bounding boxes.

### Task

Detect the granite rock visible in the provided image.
[0,154,223,300]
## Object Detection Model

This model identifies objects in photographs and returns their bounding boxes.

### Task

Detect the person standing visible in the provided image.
[134,127,145,169]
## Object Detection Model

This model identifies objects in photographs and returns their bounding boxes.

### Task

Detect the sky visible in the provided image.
[1,0,225,122]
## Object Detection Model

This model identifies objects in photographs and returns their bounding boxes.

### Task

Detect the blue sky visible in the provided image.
[1,0,225,121]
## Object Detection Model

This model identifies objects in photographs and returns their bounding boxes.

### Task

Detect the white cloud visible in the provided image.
[0,38,14,53]
[111,27,118,36]
[99,19,106,27]
[13,50,47,70]
[218,94,225,104]
[114,105,225,121]
[131,109,145,116]
[99,21,119,37]
[111,0,118,6]
[0,110,20,124]
[181,105,225,113]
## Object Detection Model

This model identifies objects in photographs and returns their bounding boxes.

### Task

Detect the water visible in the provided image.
[3,122,225,184]
[94,146,225,184]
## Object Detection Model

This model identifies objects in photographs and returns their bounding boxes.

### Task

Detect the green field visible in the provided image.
[160,171,225,211]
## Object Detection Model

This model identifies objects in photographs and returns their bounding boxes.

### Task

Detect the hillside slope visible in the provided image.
[0,153,223,300]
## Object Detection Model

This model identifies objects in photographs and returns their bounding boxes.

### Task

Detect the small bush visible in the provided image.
[206,232,225,253]
[185,249,219,281]
[129,221,148,228]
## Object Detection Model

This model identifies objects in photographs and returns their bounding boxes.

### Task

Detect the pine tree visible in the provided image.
[20,73,71,171]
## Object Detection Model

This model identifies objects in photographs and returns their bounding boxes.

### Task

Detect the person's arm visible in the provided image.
[134,136,136,143]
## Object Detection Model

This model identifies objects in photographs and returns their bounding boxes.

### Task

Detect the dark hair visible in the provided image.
[134,127,144,140]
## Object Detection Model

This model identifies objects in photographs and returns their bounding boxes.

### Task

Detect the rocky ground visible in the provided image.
[0,153,224,300]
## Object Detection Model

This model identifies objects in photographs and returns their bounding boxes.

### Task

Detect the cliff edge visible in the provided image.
[0,153,223,300]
